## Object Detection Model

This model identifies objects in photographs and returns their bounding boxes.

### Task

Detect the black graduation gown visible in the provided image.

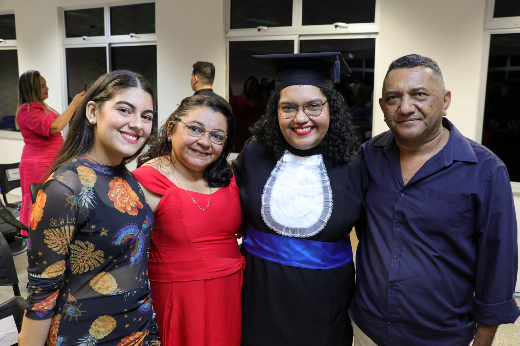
[232,138,368,346]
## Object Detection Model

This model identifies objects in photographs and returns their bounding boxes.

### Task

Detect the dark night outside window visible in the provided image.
[65,8,105,38]
[229,40,294,151]
[0,14,16,40]
[65,47,107,103]
[230,0,292,29]
[110,3,155,35]
[111,45,158,130]
[482,33,520,181]
[0,50,20,130]
[301,38,375,143]
[302,0,376,25]
[493,0,520,18]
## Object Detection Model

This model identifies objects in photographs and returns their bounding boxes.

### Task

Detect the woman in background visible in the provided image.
[16,70,85,233]
[18,70,160,346]
[134,95,243,346]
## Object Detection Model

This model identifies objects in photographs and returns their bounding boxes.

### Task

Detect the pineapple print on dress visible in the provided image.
[90,272,123,295]
[78,315,117,346]
[77,166,97,209]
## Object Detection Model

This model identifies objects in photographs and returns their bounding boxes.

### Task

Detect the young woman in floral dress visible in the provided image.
[18,70,161,346]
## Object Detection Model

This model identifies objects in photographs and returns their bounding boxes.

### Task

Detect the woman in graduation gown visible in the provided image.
[232,52,368,346]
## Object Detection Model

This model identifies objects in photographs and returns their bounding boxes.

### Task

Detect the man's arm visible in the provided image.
[473,324,498,346]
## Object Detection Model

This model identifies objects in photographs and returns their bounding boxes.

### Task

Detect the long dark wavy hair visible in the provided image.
[48,70,156,176]
[137,95,235,188]
[251,87,358,164]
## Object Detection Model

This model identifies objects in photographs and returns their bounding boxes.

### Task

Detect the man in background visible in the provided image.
[191,61,231,111]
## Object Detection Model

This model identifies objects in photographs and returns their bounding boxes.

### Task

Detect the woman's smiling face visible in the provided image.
[86,87,154,166]
[278,84,330,150]
[169,106,228,174]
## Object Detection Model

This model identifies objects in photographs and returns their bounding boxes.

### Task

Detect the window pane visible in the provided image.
[229,40,294,151]
[493,0,520,18]
[0,14,16,40]
[300,38,375,143]
[111,45,158,130]
[65,8,105,38]
[0,50,19,130]
[302,0,376,25]
[66,47,107,103]
[230,0,292,29]
[110,3,155,35]
[482,33,520,181]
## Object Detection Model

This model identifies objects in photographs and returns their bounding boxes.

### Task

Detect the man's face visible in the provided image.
[379,66,451,147]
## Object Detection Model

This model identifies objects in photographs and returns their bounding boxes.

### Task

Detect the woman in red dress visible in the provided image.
[134,95,243,346]
[16,70,84,232]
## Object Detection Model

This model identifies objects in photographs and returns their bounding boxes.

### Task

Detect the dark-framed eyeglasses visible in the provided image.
[277,100,328,119]
[175,118,227,145]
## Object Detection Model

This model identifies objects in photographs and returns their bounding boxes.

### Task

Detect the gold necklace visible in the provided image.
[168,156,212,211]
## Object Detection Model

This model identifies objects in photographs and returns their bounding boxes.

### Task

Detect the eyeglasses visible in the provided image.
[176,118,227,145]
[278,100,328,119]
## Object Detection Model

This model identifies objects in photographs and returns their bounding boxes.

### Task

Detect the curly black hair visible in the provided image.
[137,95,235,187]
[251,87,358,164]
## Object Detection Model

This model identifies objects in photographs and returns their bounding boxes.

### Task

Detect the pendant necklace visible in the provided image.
[169,156,212,211]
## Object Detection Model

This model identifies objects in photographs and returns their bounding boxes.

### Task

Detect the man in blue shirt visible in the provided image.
[349,54,520,346]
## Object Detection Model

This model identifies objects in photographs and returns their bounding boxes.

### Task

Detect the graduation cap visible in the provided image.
[253,52,351,92]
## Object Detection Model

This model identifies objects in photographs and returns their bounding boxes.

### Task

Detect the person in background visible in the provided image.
[16,70,85,234]
[18,70,160,346]
[349,54,520,346]
[233,52,367,345]
[191,61,231,111]
[134,95,244,346]
[230,76,265,151]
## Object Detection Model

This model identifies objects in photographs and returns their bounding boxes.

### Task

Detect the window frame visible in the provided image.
[484,0,520,30]
[0,11,17,48]
[58,1,157,111]
[0,12,19,138]
[225,0,380,38]
[478,0,520,186]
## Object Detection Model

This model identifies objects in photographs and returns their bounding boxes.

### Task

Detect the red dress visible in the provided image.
[133,165,244,346]
[17,103,63,229]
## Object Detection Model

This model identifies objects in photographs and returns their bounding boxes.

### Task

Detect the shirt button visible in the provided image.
[395,224,400,228]
[400,192,404,197]
[389,283,394,288]
[387,322,392,325]
[393,254,399,259]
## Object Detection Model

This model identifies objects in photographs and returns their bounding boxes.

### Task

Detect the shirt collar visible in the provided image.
[374,118,478,164]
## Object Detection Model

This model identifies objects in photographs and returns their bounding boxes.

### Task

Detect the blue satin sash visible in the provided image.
[243,224,353,269]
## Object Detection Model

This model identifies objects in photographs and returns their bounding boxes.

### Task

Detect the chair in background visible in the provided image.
[0,232,25,334]
[0,162,22,215]
[0,200,28,256]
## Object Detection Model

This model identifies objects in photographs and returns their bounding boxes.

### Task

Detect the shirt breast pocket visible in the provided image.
[416,188,469,238]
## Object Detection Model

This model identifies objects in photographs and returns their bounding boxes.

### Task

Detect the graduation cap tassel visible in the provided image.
[334,55,341,83]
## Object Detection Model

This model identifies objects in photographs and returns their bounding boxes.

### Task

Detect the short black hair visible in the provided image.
[193,61,215,86]
[384,54,445,90]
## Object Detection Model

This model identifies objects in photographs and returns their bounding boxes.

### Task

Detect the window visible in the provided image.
[0,13,18,131]
[300,38,375,142]
[481,0,520,181]
[61,3,158,130]
[227,0,379,151]
[301,0,376,26]
[230,0,293,29]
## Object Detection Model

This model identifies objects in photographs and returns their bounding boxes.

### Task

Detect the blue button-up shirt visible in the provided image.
[350,119,520,346]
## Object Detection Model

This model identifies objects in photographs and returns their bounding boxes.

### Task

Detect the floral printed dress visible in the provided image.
[25,156,160,346]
